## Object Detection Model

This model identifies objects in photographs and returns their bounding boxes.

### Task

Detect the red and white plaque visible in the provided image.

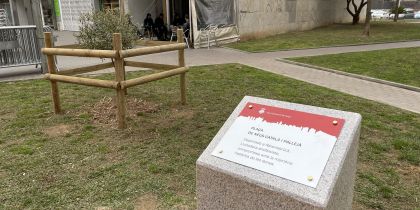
[212,102,345,187]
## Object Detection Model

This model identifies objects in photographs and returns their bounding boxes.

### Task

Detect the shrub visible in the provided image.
[389,6,406,14]
[77,9,137,50]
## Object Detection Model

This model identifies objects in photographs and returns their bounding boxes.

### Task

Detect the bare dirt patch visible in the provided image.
[0,112,16,121]
[43,124,73,137]
[171,108,194,120]
[396,164,420,182]
[156,108,195,129]
[172,204,191,210]
[86,97,160,126]
[134,193,159,210]
[95,207,111,210]
[0,112,16,130]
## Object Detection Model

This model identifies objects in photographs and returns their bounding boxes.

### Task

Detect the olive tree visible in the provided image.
[77,9,137,50]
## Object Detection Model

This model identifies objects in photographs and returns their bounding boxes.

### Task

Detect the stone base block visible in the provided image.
[196,96,361,210]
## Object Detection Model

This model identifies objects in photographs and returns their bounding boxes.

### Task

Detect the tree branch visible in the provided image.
[351,0,358,14]
[358,0,368,13]
[346,0,356,16]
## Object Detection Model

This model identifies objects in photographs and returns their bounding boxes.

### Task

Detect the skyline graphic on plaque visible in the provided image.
[212,102,345,188]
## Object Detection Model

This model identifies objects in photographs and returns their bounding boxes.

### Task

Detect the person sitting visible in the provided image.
[154,13,168,41]
[143,13,154,38]
[172,13,186,27]
[183,14,190,41]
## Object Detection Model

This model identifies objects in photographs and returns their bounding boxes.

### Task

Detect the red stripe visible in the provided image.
[239,103,345,138]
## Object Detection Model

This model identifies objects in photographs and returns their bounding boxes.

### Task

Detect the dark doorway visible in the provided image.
[169,0,189,26]
[168,0,191,45]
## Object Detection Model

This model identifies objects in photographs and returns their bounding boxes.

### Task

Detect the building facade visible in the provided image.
[50,0,363,47]
[0,0,55,27]
[57,0,96,31]
[235,0,358,40]
[191,0,363,47]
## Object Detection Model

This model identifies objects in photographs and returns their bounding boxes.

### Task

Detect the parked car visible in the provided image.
[415,11,420,19]
[405,8,414,12]
[372,11,389,19]
[405,11,415,19]
[389,13,406,19]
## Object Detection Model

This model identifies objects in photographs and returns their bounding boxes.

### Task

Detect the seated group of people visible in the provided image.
[143,13,190,41]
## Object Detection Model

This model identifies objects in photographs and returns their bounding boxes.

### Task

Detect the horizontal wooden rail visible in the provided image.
[120,43,186,58]
[45,74,119,89]
[57,62,114,76]
[55,44,80,49]
[124,60,179,70]
[42,48,117,58]
[121,67,188,89]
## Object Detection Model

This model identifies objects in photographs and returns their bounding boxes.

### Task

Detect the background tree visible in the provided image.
[363,0,372,36]
[392,0,403,22]
[77,9,137,50]
[346,0,368,25]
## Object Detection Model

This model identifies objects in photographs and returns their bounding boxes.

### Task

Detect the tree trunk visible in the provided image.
[347,0,367,25]
[394,0,401,22]
[363,0,372,36]
[352,15,360,25]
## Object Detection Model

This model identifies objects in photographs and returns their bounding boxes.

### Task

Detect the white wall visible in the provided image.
[55,0,163,31]
[237,0,366,40]
[334,0,366,23]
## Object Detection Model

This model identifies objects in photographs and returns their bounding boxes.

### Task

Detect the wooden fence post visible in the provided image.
[113,33,127,129]
[177,29,187,105]
[44,32,62,114]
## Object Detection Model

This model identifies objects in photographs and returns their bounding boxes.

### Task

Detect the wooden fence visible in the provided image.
[42,29,187,129]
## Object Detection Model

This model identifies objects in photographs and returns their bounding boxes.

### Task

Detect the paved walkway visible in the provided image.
[1,41,420,114]
[257,41,420,58]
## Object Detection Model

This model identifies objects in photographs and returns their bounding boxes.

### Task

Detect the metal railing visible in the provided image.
[0,26,41,68]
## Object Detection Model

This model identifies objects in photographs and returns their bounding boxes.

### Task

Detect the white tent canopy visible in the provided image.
[57,0,240,47]
[190,0,239,48]
[127,0,239,48]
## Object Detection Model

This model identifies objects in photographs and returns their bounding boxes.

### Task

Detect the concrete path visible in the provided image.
[128,46,420,114]
[258,40,420,58]
[1,41,420,114]
[244,58,420,114]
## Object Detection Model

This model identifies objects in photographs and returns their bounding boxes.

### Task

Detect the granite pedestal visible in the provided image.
[196,96,362,210]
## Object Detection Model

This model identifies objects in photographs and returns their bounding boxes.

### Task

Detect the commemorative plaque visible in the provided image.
[211,102,345,187]
[197,96,361,209]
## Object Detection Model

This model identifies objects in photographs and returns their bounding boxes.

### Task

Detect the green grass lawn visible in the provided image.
[0,64,419,209]
[227,22,420,52]
[288,47,420,88]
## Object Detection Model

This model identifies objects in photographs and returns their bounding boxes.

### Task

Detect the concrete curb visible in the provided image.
[276,58,420,93]
[224,39,420,54]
